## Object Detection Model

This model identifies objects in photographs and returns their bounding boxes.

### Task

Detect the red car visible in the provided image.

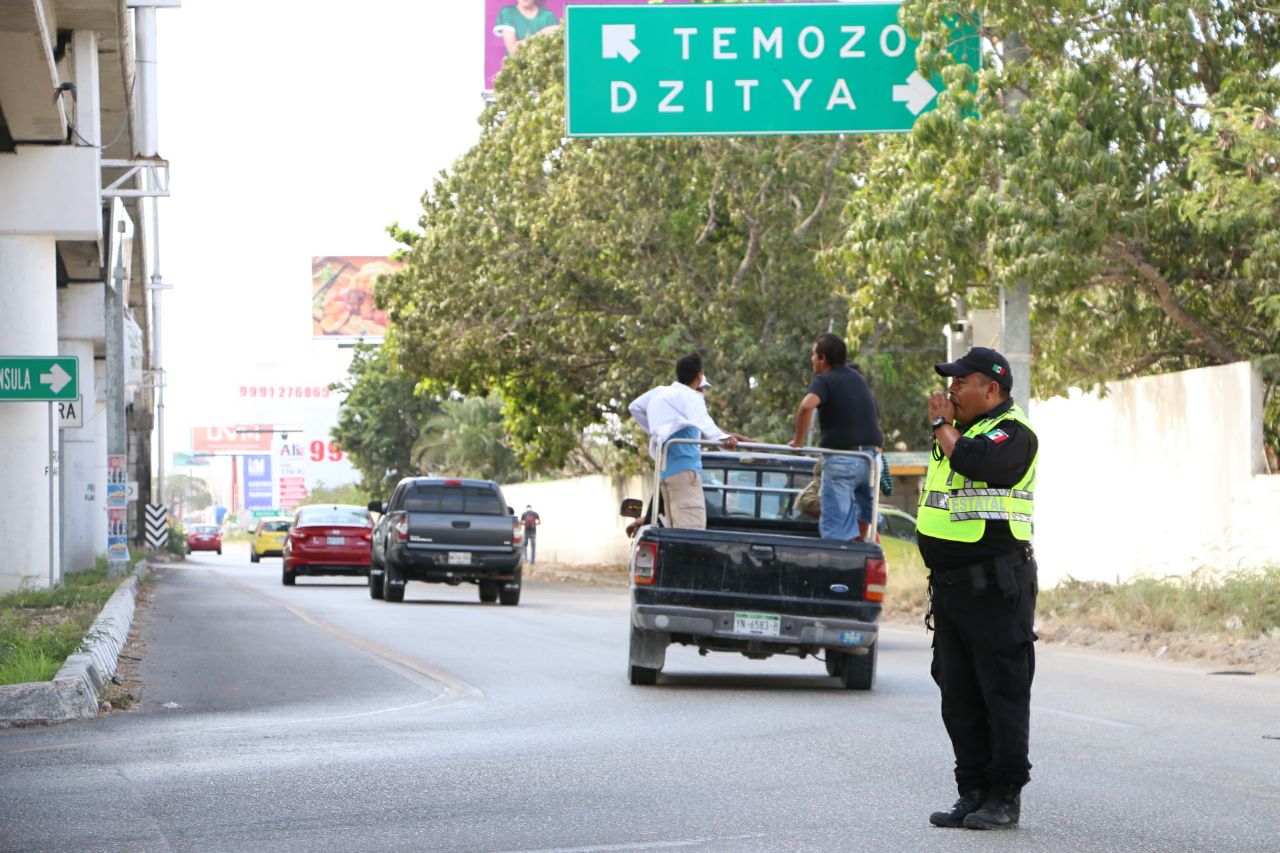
[281,504,374,586]
[186,524,223,555]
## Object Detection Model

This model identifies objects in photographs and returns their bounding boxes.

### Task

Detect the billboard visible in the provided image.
[312,256,402,340]
[192,425,274,454]
[244,455,274,510]
[484,0,818,90]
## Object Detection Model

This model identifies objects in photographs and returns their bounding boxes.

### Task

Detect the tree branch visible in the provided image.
[795,136,847,238]
[1114,242,1241,364]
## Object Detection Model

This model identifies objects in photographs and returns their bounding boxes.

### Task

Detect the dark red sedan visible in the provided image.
[186,524,222,555]
[281,504,374,586]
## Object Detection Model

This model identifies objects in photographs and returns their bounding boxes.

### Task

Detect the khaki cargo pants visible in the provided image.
[660,469,707,530]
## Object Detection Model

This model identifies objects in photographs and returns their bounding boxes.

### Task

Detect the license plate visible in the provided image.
[326,536,345,546]
[733,612,781,637]
[447,551,471,566]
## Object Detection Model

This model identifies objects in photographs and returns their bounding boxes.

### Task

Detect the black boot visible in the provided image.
[962,785,1021,830]
[929,789,984,828]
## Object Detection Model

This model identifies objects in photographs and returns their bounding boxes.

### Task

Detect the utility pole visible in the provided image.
[106,218,128,579]
[1000,33,1032,410]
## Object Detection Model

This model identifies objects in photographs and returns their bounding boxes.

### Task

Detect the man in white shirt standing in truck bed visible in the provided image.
[628,353,748,529]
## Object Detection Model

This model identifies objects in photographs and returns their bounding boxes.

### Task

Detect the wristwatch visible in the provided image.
[930,416,949,431]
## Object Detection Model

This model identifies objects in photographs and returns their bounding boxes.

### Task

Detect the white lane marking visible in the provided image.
[1033,705,1139,728]
[213,572,484,704]
[494,835,768,852]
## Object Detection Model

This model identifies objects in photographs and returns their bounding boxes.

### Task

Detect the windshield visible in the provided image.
[295,507,372,528]
[403,485,504,515]
[191,525,219,534]
[262,520,292,533]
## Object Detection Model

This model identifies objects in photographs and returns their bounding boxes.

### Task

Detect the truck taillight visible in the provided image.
[393,514,409,541]
[632,541,658,586]
[864,557,887,602]
[512,518,523,545]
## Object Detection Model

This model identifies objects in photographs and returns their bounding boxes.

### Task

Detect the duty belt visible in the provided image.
[928,544,1035,597]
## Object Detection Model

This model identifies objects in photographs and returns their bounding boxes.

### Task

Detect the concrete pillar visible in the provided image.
[57,338,99,574]
[0,235,60,592]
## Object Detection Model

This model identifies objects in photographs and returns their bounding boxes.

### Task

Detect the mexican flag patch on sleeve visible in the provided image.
[984,428,1009,444]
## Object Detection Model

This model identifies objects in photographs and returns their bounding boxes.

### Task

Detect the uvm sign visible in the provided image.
[565,3,978,137]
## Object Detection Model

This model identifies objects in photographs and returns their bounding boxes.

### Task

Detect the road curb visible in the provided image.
[0,557,149,727]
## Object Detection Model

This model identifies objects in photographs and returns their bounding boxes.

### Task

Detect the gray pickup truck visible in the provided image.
[621,442,886,689]
[368,477,523,605]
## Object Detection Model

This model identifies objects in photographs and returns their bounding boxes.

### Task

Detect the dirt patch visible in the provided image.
[525,562,629,587]
[98,570,160,715]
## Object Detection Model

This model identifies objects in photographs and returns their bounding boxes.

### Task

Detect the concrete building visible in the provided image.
[1,0,178,591]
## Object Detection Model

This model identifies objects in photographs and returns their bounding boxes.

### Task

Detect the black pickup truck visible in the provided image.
[368,477,523,605]
[621,443,886,689]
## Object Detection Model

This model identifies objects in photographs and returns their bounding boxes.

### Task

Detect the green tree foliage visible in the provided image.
[380,31,887,468]
[164,474,211,512]
[305,481,372,507]
[413,395,523,483]
[834,0,1279,450]
[330,344,441,492]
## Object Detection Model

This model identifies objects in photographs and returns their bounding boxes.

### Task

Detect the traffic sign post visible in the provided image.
[2,356,80,587]
[565,3,978,138]
[0,356,79,402]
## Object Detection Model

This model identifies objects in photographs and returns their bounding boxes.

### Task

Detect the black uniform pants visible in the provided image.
[929,557,1038,793]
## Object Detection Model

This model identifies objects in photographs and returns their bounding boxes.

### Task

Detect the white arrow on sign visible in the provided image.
[39,363,72,394]
[602,24,639,62]
[892,71,938,116]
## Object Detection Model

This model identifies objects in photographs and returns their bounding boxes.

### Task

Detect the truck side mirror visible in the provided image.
[367,500,383,514]
[507,506,515,515]
[619,498,643,518]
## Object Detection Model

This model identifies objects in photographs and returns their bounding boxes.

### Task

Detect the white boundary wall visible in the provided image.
[497,362,1280,587]
[1032,361,1279,585]
[500,474,652,566]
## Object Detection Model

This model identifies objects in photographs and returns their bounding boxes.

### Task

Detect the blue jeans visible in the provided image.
[523,533,536,563]
[820,453,873,541]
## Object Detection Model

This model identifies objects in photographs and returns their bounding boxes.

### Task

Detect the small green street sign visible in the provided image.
[565,2,978,138]
[0,356,79,402]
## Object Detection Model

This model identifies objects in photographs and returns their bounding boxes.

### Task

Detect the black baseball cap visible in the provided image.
[935,346,1013,390]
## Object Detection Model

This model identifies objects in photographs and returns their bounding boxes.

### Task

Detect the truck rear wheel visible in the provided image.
[498,571,522,606]
[479,581,499,603]
[629,664,658,685]
[831,643,877,690]
[628,625,666,685]
[369,568,384,599]
[383,564,405,603]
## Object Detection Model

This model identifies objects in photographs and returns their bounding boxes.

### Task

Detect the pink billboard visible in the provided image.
[484,0,694,90]
[484,1,840,89]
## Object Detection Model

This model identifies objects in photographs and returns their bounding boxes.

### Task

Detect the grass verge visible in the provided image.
[879,537,1280,643]
[0,560,128,686]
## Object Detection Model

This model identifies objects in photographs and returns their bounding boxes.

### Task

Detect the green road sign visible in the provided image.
[565,2,978,138]
[0,356,79,402]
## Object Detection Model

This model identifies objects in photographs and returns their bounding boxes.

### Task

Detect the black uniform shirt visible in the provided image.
[917,398,1038,571]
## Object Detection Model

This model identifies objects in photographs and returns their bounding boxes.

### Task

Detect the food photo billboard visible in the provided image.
[311,256,401,340]
[483,0,824,90]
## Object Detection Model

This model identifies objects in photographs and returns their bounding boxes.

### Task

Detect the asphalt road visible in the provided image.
[2,544,1278,852]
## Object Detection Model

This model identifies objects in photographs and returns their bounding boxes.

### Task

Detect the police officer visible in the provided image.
[918,346,1039,831]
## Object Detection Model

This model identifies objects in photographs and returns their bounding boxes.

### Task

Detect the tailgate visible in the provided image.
[638,528,881,618]
[407,512,514,550]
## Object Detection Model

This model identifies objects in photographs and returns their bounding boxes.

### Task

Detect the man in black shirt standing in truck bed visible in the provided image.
[789,333,884,542]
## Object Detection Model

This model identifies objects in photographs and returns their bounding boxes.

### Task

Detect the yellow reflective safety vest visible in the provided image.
[917,404,1036,543]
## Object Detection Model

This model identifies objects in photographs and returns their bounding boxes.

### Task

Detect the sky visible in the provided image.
[154,2,486,466]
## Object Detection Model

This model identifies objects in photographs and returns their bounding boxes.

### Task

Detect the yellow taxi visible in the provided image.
[250,516,293,563]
